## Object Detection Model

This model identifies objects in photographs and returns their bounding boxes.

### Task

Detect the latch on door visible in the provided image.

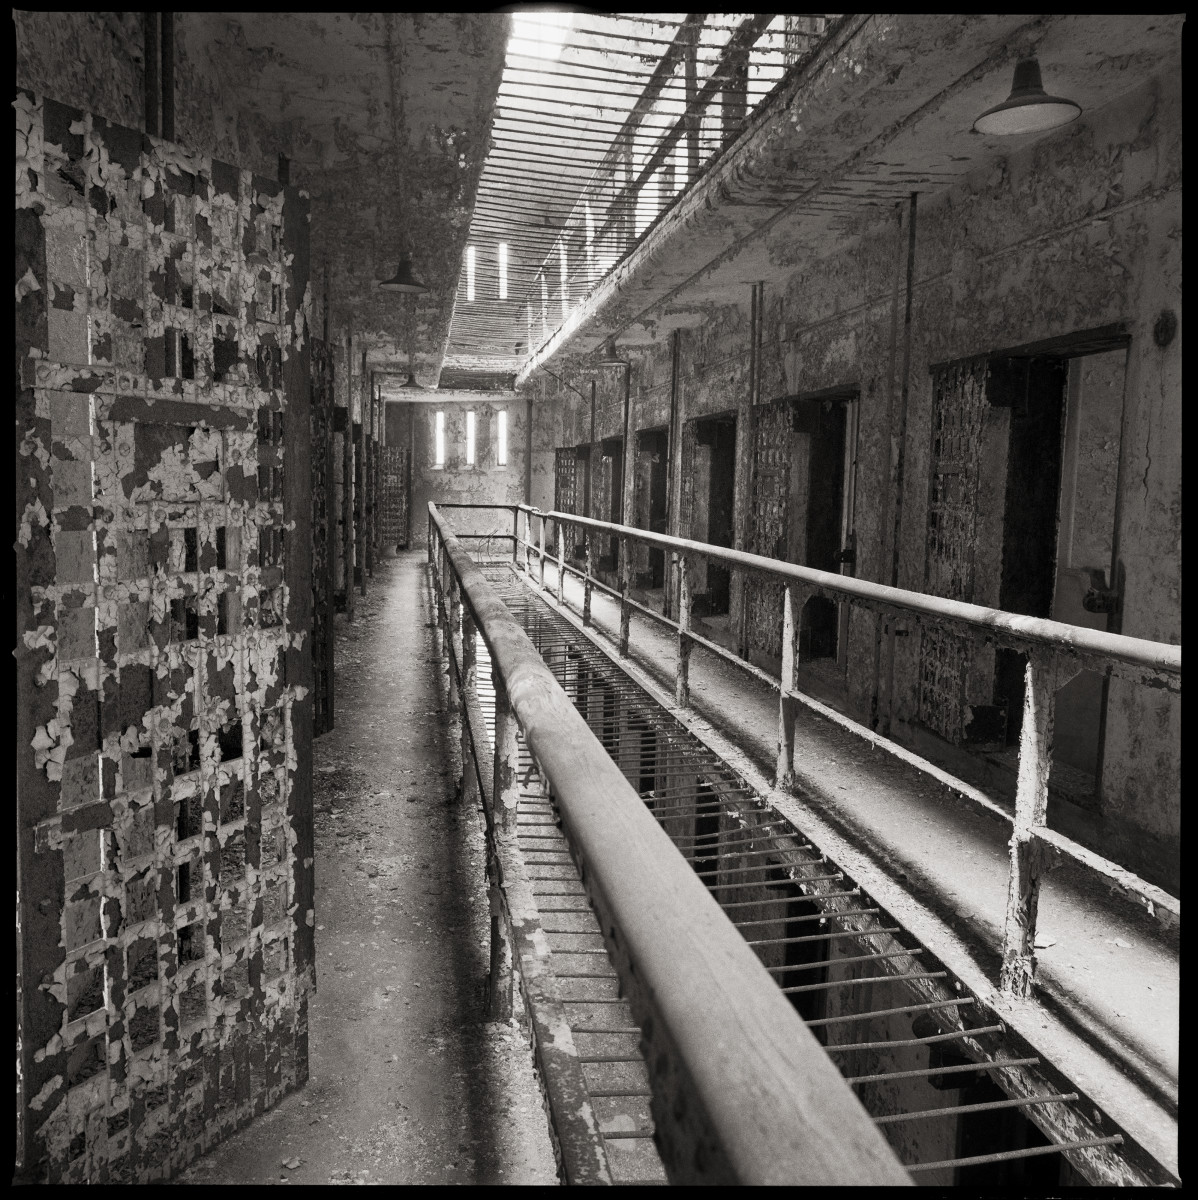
[834,531,856,568]
[1081,567,1120,615]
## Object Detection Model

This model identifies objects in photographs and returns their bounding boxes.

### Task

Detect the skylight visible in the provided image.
[508,10,572,61]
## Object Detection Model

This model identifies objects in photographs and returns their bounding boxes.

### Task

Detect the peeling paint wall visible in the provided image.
[534,62,1181,890]
[15,93,313,1182]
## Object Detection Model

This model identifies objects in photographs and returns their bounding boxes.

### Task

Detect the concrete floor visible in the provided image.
[533,561,1178,1178]
[176,552,558,1186]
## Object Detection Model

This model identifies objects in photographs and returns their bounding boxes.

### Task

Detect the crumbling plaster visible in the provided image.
[14,11,509,396]
[530,47,1180,890]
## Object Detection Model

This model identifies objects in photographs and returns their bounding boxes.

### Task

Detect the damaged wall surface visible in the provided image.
[15,92,313,1182]
[530,48,1181,891]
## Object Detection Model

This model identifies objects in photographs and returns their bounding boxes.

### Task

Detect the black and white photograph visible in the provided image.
[13,9,1180,1187]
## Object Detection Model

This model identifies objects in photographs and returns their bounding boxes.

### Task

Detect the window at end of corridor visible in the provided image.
[497,409,508,467]
[466,410,476,466]
[434,410,445,467]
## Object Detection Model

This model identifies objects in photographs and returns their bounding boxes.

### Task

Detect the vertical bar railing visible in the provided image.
[496,502,1179,1003]
[538,514,547,590]
[426,501,913,1187]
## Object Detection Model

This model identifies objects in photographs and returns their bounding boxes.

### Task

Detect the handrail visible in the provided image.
[449,502,1178,999]
[427,501,911,1186]
[517,506,1179,682]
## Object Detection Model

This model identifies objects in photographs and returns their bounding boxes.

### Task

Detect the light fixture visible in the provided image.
[399,370,424,390]
[377,252,428,294]
[973,57,1081,136]
[596,337,627,368]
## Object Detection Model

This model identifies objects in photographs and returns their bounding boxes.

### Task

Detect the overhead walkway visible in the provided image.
[430,503,1180,1187]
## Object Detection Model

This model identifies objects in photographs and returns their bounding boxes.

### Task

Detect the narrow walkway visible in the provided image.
[531,561,1178,1178]
[177,552,557,1186]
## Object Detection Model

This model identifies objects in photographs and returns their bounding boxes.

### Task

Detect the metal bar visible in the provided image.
[826,1025,1006,1055]
[775,948,926,974]
[874,1093,1077,1126]
[905,1137,1122,1173]
[516,508,1180,679]
[803,998,976,1028]
[1000,653,1069,998]
[781,971,947,995]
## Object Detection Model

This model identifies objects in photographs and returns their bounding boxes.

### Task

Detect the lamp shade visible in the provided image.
[596,337,627,367]
[378,253,429,294]
[398,371,424,390]
[973,57,1081,136]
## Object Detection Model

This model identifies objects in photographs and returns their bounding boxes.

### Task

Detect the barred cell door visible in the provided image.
[919,356,990,744]
[15,92,313,1183]
[311,338,335,734]
[745,397,792,660]
[379,444,409,552]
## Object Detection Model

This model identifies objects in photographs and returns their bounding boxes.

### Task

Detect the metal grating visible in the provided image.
[467,560,1169,1186]
[443,14,838,375]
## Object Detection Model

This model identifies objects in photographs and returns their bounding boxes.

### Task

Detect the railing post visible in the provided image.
[538,514,547,590]
[447,575,463,714]
[556,520,566,605]
[583,531,594,626]
[459,608,479,808]
[676,553,692,708]
[512,505,520,566]
[1000,652,1077,997]
[487,679,520,1018]
[618,535,631,656]
[776,583,806,788]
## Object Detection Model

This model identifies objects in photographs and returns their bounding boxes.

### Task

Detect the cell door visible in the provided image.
[1049,350,1126,792]
[379,444,409,553]
[791,392,858,669]
[993,348,1127,802]
[16,92,313,1183]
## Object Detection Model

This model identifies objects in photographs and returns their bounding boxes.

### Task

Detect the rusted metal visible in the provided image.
[429,503,911,1187]
[519,507,1181,683]
[1000,653,1079,996]
[469,543,1177,1187]
[15,93,313,1182]
[515,503,1180,956]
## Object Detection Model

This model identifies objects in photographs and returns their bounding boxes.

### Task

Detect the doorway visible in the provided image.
[690,414,737,617]
[991,347,1126,804]
[635,427,669,588]
[792,392,858,667]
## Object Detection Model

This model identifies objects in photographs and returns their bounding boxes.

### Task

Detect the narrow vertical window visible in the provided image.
[435,410,445,466]
[498,242,508,300]
[466,246,476,302]
[466,410,476,465]
[497,410,508,466]
[560,244,569,317]
[541,275,549,339]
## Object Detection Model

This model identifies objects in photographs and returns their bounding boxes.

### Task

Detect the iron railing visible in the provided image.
[496,503,1180,1001]
[426,501,911,1186]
